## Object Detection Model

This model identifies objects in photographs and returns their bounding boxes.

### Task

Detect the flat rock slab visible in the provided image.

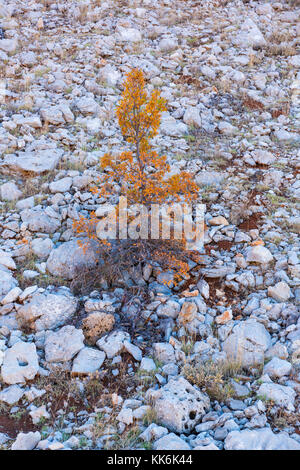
[0,149,63,175]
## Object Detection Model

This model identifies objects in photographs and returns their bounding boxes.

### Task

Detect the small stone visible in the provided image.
[246,246,273,264]
[0,182,22,201]
[0,385,24,405]
[154,433,190,450]
[268,282,291,302]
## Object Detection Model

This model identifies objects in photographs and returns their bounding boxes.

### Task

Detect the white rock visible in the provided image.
[0,251,16,270]
[17,288,78,331]
[1,341,39,384]
[258,381,296,411]
[160,113,188,137]
[263,357,292,379]
[116,407,133,425]
[154,433,191,450]
[223,319,271,366]
[40,106,65,125]
[140,423,168,442]
[251,150,275,165]
[246,246,273,264]
[96,330,130,358]
[1,286,22,305]
[49,177,72,194]
[268,282,291,302]
[46,239,99,280]
[31,238,54,259]
[225,428,300,450]
[72,348,105,374]
[148,377,210,433]
[218,121,238,136]
[0,384,24,404]
[156,300,180,319]
[159,38,178,52]
[118,27,142,42]
[44,326,85,362]
[123,340,142,361]
[0,182,22,201]
[153,343,175,364]
[99,64,121,86]
[29,405,50,425]
[183,107,202,128]
[0,38,18,53]
[0,149,63,176]
[234,19,266,48]
[140,357,156,372]
[11,431,41,451]
[76,97,99,115]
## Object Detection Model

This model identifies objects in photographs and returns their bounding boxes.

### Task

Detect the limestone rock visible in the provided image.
[96,330,130,358]
[44,326,85,363]
[17,288,78,331]
[223,319,271,366]
[148,377,210,433]
[154,433,191,450]
[225,428,300,450]
[11,431,41,451]
[72,347,105,374]
[257,383,296,412]
[1,341,39,384]
[46,239,99,280]
[0,150,63,176]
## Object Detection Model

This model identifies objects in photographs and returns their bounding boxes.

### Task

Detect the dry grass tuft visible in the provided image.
[183,360,244,402]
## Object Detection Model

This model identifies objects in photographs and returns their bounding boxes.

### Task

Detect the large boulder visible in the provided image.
[16,287,78,331]
[46,239,99,280]
[225,428,300,450]
[223,319,271,366]
[148,377,210,433]
[1,341,39,384]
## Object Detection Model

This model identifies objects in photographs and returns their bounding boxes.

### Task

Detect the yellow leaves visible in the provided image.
[116,68,167,149]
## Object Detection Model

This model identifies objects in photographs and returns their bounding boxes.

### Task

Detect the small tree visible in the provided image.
[73,68,200,291]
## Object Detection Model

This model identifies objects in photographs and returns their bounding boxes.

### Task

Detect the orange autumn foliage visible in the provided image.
[73,68,200,286]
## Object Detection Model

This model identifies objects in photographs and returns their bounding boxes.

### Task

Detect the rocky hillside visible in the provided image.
[0,0,299,451]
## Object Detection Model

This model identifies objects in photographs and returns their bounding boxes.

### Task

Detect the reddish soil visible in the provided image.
[0,413,38,439]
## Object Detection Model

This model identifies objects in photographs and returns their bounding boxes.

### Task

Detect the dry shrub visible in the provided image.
[183,360,244,402]
[266,44,297,57]
[82,311,115,344]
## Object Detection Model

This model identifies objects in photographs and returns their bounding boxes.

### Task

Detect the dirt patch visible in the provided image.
[238,212,263,231]
[0,413,38,439]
